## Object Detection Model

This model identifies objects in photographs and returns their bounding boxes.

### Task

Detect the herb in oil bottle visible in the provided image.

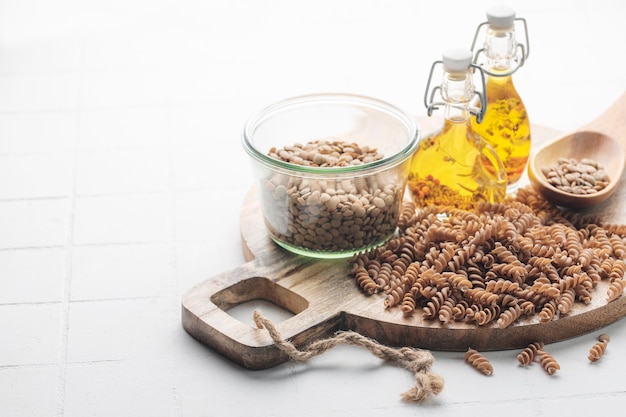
[470,6,531,192]
[408,49,507,210]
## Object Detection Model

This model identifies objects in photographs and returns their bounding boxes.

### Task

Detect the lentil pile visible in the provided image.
[541,157,610,195]
[350,185,626,326]
[268,139,384,167]
[262,139,404,253]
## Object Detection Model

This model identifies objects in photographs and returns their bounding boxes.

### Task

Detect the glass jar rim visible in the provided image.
[242,93,419,174]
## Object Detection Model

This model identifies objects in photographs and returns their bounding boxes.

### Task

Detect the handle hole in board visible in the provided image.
[210,276,309,328]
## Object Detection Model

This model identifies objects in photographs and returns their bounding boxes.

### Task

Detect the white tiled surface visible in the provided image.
[1,1,626,416]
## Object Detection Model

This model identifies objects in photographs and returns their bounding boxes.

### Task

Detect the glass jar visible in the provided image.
[243,93,419,258]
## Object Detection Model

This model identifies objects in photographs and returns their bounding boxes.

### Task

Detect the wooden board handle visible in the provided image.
[181,257,347,369]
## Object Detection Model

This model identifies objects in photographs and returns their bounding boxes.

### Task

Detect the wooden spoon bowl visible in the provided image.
[528,92,626,209]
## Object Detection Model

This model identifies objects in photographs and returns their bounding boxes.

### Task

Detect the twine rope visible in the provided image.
[253,310,444,403]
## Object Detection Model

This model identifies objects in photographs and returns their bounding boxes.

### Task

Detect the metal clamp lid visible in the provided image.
[470,7,530,77]
[424,49,488,123]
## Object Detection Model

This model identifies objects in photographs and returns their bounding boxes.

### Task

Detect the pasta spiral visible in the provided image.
[464,348,493,376]
[557,289,576,314]
[537,350,560,375]
[588,340,608,362]
[438,296,457,324]
[401,292,417,316]
[517,342,544,366]
[473,305,501,326]
[452,300,471,321]
[606,279,626,303]
[422,287,451,320]
[538,300,558,323]
[497,304,522,329]
[354,265,379,295]
[588,334,610,362]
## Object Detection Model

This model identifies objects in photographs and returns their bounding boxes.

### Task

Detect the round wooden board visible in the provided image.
[182,122,626,370]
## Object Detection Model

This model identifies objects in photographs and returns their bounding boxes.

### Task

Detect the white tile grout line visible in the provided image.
[0,186,243,203]
[53,38,84,417]
[53,142,74,417]
[166,104,184,417]
[0,238,237,256]
[0,359,124,372]
[0,295,169,308]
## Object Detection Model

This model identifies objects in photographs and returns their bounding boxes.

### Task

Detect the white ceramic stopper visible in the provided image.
[487,6,516,28]
[442,48,473,72]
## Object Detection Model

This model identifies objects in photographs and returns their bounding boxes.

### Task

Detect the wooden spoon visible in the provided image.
[528,92,626,209]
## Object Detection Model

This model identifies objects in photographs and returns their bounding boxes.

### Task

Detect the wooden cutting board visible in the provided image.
[181,122,626,370]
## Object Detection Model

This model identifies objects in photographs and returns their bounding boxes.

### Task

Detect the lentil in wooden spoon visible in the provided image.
[527,92,626,209]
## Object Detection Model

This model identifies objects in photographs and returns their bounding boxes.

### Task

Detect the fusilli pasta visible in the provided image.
[517,342,544,366]
[537,349,560,375]
[464,348,493,376]
[349,185,626,329]
[588,334,610,362]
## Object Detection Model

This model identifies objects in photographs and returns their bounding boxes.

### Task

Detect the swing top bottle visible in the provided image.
[470,6,531,192]
[408,48,507,210]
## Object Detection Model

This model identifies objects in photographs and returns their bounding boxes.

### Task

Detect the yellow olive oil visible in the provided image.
[409,48,507,210]
[471,74,530,187]
[469,6,531,191]
[408,117,507,210]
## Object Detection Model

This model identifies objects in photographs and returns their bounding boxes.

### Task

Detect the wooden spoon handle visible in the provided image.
[583,91,626,149]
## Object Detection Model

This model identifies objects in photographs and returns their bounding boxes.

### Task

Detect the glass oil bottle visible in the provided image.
[470,6,531,192]
[408,48,507,210]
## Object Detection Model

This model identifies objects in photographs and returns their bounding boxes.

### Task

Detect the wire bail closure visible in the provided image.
[423,60,488,124]
[470,16,530,77]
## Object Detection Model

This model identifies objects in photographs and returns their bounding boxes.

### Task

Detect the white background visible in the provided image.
[1,0,626,416]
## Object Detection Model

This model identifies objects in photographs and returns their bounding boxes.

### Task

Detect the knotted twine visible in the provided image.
[253,310,444,403]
